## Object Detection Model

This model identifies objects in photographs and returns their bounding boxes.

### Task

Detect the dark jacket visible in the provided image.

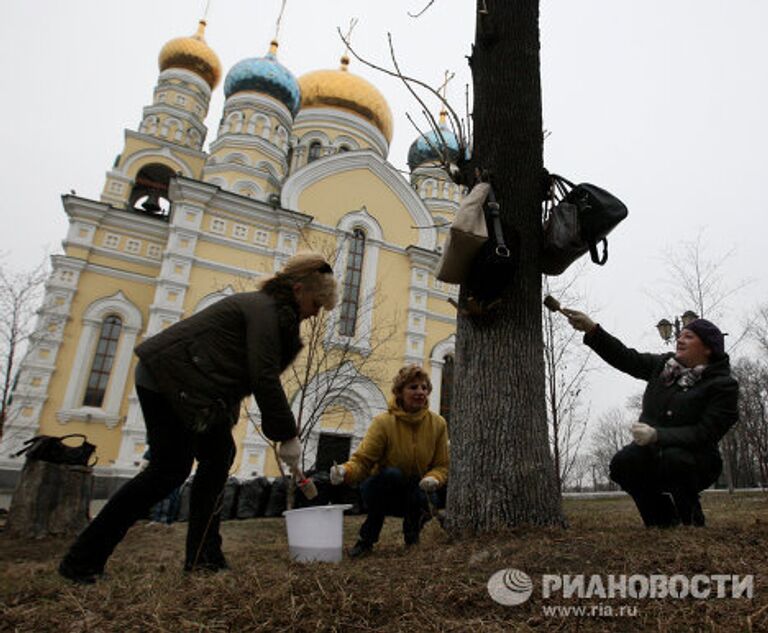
[135,291,302,441]
[584,326,738,453]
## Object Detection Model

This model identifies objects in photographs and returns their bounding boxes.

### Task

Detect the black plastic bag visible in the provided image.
[13,434,97,467]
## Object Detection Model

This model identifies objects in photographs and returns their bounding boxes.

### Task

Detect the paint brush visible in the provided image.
[543,295,563,313]
[291,466,318,500]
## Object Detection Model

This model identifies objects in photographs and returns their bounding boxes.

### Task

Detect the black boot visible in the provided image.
[348,539,373,558]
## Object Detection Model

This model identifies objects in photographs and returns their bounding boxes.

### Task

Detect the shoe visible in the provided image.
[348,540,373,558]
[58,557,104,585]
[184,550,229,573]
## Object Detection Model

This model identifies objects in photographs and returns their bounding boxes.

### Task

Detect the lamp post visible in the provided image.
[655,310,699,344]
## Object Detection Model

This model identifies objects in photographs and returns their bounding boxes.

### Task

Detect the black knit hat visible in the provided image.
[683,318,725,359]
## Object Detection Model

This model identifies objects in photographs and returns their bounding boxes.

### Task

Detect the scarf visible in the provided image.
[661,357,705,388]
[388,397,430,425]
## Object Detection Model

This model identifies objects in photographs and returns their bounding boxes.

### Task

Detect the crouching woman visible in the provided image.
[330,365,449,556]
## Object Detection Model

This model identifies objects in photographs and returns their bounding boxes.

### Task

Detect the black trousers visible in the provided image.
[63,385,235,572]
[358,467,443,545]
[610,443,722,527]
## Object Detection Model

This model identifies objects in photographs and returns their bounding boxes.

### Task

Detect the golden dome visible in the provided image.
[298,56,393,142]
[158,20,222,89]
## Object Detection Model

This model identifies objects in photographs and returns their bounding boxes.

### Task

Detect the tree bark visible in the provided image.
[7,460,93,538]
[446,0,564,532]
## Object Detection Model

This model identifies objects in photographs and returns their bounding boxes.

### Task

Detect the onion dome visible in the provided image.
[407,112,461,170]
[158,20,222,89]
[298,56,393,142]
[223,41,301,117]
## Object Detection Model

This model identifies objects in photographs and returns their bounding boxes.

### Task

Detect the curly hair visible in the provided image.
[391,364,432,406]
[260,252,338,310]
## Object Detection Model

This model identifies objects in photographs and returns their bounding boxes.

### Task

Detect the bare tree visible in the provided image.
[0,259,48,439]
[589,407,632,490]
[731,358,768,488]
[542,276,592,491]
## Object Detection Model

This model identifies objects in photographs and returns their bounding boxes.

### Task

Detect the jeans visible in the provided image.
[610,443,721,526]
[358,467,442,545]
[63,385,235,572]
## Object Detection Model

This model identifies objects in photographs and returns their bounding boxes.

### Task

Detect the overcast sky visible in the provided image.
[1,1,766,430]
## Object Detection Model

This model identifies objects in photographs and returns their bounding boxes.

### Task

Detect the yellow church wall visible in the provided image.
[319,406,356,434]
[296,169,422,247]
[35,269,155,464]
[120,137,206,180]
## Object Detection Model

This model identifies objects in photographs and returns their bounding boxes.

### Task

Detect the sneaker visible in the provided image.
[348,540,373,558]
[58,557,104,585]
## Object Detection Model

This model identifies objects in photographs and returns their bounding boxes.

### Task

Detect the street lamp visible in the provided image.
[655,310,699,344]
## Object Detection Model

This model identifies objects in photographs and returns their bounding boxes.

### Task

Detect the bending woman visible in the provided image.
[330,365,449,556]
[564,310,738,527]
[59,252,337,582]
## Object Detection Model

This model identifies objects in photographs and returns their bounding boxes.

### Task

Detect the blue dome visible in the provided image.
[407,124,461,170]
[224,48,300,117]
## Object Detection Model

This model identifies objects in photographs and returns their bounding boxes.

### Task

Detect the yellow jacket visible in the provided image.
[343,401,449,486]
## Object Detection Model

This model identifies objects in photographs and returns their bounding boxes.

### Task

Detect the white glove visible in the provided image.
[330,464,346,486]
[561,308,596,333]
[631,422,658,446]
[278,437,302,470]
[419,476,440,493]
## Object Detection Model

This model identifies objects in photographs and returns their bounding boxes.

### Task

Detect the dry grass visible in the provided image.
[1,492,767,632]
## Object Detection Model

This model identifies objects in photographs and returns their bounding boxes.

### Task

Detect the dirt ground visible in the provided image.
[0,492,766,632]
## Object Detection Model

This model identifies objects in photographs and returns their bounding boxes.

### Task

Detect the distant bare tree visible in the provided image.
[589,407,631,489]
[0,259,48,439]
[730,358,768,488]
[542,276,592,491]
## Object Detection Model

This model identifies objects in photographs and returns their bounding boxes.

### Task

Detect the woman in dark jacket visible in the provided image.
[59,252,337,583]
[563,309,738,527]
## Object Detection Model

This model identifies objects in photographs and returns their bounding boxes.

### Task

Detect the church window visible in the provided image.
[254,230,269,245]
[147,244,162,259]
[338,145,350,153]
[82,316,122,407]
[308,141,322,163]
[339,229,366,337]
[175,95,186,106]
[103,234,120,249]
[439,354,454,426]
[125,239,141,254]
[129,163,173,219]
[233,224,249,240]
[210,218,226,234]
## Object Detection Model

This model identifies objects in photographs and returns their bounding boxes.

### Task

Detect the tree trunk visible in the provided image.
[7,460,93,538]
[446,0,564,532]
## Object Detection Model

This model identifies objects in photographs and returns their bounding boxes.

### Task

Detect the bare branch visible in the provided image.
[408,0,437,18]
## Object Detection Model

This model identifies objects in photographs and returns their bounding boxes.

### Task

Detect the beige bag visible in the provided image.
[434,182,490,283]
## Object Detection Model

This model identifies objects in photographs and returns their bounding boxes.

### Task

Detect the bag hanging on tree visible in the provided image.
[465,185,518,304]
[434,182,490,283]
[13,433,97,467]
[541,174,628,276]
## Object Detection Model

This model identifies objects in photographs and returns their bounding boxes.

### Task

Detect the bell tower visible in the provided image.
[100,20,222,215]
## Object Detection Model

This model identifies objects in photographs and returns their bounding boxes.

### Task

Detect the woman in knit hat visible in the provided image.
[562,309,738,527]
[59,252,337,582]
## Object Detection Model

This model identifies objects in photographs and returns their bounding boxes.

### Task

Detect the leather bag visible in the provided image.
[435,182,490,283]
[13,433,97,467]
[542,174,628,276]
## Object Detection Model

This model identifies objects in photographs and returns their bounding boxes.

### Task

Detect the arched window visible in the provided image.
[82,316,122,407]
[338,145,350,153]
[339,229,366,337]
[439,354,454,425]
[308,141,322,163]
[129,163,174,219]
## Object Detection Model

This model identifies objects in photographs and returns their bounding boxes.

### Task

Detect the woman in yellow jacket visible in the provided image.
[330,365,449,556]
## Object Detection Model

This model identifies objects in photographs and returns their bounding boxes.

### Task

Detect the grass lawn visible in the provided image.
[1,492,766,632]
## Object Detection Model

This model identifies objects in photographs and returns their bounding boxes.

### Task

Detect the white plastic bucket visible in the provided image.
[283,504,352,563]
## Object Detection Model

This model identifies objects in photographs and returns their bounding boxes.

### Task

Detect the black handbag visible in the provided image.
[13,433,97,467]
[465,184,519,305]
[542,174,628,275]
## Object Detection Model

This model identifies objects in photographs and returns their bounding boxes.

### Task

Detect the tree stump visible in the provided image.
[6,460,93,538]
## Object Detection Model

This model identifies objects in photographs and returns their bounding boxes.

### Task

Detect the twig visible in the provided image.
[408,0,436,18]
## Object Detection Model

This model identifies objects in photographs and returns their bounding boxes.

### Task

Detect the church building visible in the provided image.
[0,18,463,490]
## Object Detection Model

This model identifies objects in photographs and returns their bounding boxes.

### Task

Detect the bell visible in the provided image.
[141,191,161,212]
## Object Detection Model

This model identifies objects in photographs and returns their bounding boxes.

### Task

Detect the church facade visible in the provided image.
[0,19,462,489]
